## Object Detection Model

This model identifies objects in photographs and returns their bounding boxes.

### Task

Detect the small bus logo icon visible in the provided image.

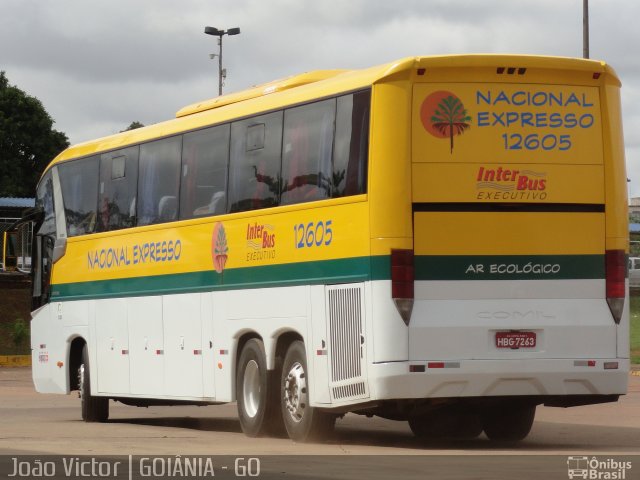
[567,456,589,479]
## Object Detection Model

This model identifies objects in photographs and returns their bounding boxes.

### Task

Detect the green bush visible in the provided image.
[10,318,29,347]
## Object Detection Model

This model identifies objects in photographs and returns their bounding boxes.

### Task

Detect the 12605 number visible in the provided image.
[294,221,333,249]
[502,133,571,151]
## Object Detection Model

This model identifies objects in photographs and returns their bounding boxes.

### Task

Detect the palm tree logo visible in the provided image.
[421,91,472,153]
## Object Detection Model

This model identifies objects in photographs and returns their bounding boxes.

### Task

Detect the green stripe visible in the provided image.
[51,256,372,301]
[415,254,604,281]
[50,253,605,301]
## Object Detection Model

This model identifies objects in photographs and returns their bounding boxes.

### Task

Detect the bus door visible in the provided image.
[31,232,54,310]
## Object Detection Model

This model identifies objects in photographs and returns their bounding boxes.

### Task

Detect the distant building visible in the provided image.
[0,197,35,219]
[0,198,35,271]
[630,197,640,214]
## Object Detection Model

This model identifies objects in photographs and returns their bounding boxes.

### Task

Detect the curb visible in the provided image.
[0,355,31,367]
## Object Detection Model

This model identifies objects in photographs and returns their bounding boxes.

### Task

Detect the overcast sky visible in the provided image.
[1,0,638,196]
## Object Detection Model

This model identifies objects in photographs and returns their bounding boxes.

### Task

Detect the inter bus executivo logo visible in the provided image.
[567,456,632,479]
[476,165,548,201]
[245,221,276,262]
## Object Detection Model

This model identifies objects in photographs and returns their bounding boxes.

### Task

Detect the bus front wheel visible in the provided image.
[482,404,536,442]
[280,340,335,442]
[236,339,282,437]
[79,344,109,422]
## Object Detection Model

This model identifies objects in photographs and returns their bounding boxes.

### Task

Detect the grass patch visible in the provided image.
[631,295,640,365]
[0,319,31,355]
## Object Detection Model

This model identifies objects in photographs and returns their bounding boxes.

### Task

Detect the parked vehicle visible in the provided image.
[629,257,640,288]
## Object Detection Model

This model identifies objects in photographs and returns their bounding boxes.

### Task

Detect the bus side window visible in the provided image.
[180,124,230,219]
[228,111,283,213]
[138,137,182,226]
[281,99,335,206]
[58,156,99,236]
[98,146,139,231]
[333,90,370,197]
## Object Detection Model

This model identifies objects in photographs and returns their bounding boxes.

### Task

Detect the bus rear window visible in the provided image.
[180,124,230,220]
[137,137,182,226]
[228,111,283,213]
[333,90,370,197]
[281,98,335,205]
[98,146,139,231]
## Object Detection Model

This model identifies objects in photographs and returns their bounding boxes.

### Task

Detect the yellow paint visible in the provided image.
[601,83,629,252]
[368,80,413,241]
[0,355,31,367]
[412,83,603,165]
[412,163,604,204]
[414,212,604,256]
[52,197,370,284]
[40,54,626,288]
[176,70,347,117]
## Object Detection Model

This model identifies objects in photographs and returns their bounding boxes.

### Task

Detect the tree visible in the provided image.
[0,71,69,197]
[121,121,144,132]
[430,95,471,153]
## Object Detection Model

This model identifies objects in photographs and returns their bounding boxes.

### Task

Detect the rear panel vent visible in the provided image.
[326,284,369,402]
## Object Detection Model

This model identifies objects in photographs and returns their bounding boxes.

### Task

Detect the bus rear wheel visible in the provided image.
[280,340,335,442]
[236,339,283,437]
[79,344,109,422]
[482,404,536,442]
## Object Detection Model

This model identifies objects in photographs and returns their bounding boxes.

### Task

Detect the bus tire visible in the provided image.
[236,339,281,437]
[482,404,536,442]
[79,344,109,423]
[265,357,287,437]
[280,340,335,442]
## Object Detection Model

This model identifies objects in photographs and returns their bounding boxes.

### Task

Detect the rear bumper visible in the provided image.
[367,358,629,401]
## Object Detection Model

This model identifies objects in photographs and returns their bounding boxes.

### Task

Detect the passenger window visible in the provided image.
[58,156,99,236]
[180,125,230,219]
[98,146,139,231]
[333,90,370,197]
[228,111,283,213]
[137,137,182,226]
[281,99,335,205]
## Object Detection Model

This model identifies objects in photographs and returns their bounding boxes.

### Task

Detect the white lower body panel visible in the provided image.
[368,358,629,400]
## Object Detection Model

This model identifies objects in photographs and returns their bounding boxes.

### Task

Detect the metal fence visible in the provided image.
[0,218,32,272]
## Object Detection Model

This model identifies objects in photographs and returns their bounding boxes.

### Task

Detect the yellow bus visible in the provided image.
[28,55,629,442]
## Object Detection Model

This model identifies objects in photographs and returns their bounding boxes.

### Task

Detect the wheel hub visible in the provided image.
[78,364,85,399]
[284,361,307,423]
[242,359,261,418]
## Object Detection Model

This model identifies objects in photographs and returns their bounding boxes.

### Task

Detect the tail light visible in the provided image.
[391,249,414,325]
[605,249,626,324]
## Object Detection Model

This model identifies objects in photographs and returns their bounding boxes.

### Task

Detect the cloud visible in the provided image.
[1,0,639,198]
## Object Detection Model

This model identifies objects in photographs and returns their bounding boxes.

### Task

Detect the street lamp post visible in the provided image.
[583,0,589,59]
[204,26,241,96]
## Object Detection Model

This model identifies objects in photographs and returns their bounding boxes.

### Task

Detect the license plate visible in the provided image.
[495,331,536,349]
